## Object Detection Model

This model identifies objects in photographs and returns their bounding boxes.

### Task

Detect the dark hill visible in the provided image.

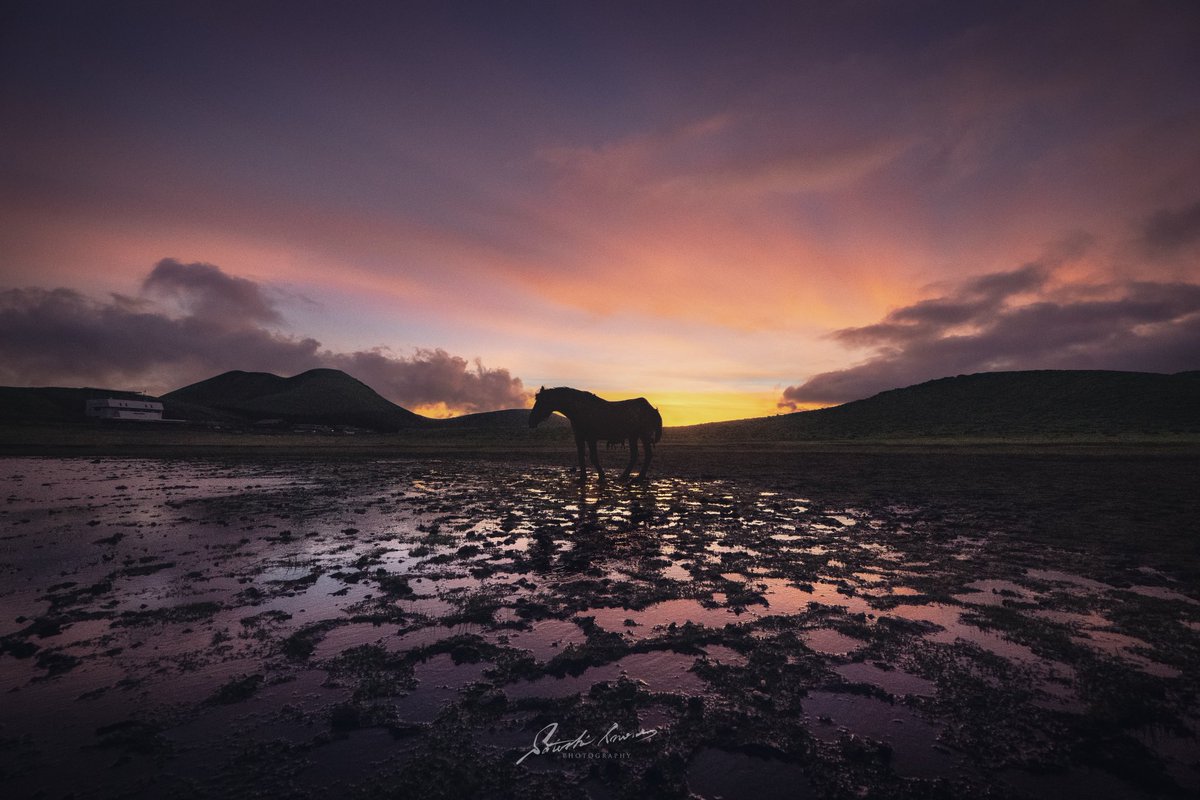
[164,368,426,431]
[5,369,1197,441]
[677,370,1200,441]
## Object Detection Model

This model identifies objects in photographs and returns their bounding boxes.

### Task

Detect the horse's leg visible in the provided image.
[588,439,605,482]
[621,436,638,480]
[639,437,653,480]
[575,435,587,481]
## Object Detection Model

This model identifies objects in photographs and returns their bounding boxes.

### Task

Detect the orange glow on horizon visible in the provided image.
[646,391,798,427]
[415,391,816,426]
[410,402,459,419]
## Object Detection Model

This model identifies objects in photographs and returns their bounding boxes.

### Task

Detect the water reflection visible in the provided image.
[1,457,1196,799]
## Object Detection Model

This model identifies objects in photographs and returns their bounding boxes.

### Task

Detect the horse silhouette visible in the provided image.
[529,386,662,482]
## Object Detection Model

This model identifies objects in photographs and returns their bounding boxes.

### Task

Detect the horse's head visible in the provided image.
[529,386,552,428]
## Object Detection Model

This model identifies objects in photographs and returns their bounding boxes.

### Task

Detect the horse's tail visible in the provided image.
[651,406,663,444]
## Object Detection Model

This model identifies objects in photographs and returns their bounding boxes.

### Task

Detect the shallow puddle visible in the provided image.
[758,578,874,616]
[952,578,1037,606]
[505,650,705,699]
[1,456,1196,799]
[701,644,747,666]
[834,661,936,697]
[1024,568,1112,593]
[587,599,750,636]
[497,618,589,661]
[1125,585,1197,604]
[804,690,954,778]
[1071,629,1182,678]
[801,628,864,655]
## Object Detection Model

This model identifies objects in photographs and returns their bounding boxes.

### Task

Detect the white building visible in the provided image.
[85,398,164,421]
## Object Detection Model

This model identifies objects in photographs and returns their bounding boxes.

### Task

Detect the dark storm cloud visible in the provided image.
[832,264,1048,348]
[962,264,1048,299]
[780,270,1200,408]
[142,258,282,326]
[331,349,528,413]
[0,263,528,414]
[0,285,321,388]
[1141,199,1200,254]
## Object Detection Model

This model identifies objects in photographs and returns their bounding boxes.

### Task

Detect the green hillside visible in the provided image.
[676,370,1200,441]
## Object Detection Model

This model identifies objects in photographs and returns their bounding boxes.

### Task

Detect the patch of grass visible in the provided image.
[280,619,344,659]
[373,570,415,598]
[112,601,222,627]
[206,673,264,705]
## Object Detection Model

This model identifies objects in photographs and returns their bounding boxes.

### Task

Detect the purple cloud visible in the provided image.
[781,269,1200,408]
[142,258,283,326]
[1141,199,1200,254]
[0,262,528,414]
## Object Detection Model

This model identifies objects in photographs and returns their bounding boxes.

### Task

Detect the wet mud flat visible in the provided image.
[1,451,1198,799]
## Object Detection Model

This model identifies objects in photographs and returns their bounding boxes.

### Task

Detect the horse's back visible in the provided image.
[610,397,656,420]
[614,397,659,437]
[577,396,658,440]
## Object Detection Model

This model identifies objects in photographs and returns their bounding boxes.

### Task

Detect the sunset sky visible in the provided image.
[3,1,1199,424]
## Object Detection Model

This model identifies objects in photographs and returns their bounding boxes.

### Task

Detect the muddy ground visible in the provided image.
[1,448,1198,799]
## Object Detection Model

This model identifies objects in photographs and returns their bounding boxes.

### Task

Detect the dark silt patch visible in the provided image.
[0,452,1197,799]
[687,747,817,799]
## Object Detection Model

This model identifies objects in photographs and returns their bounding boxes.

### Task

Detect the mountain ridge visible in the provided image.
[677,370,1200,440]
[163,368,426,431]
[2,368,1198,440]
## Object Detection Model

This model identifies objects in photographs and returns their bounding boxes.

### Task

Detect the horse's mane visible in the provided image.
[541,386,603,402]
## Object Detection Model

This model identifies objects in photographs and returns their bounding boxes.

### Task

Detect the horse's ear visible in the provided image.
[538,385,544,394]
